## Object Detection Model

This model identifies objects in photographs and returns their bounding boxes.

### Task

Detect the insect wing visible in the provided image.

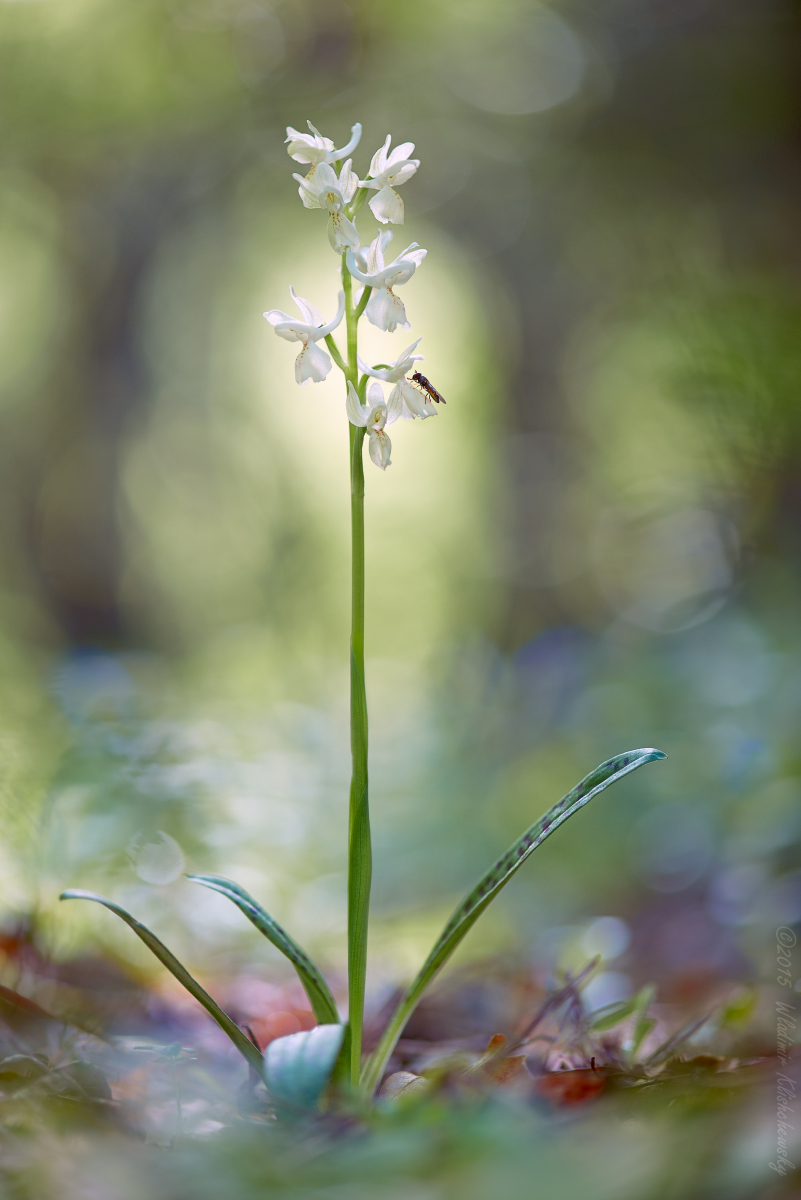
[412,372,446,404]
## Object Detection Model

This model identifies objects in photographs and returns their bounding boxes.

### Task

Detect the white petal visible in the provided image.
[386,383,404,425]
[290,148,328,167]
[293,174,323,209]
[365,287,409,333]
[386,141,414,166]
[365,231,383,274]
[313,290,346,339]
[369,135,391,178]
[395,337,423,365]
[295,340,331,385]
[387,160,419,187]
[314,162,339,191]
[286,126,331,164]
[290,286,323,327]
[264,308,296,328]
[302,163,324,189]
[330,123,362,162]
[346,381,368,427]
[382,261,417,287]
[271,322,305,343]
[352,246,369,273]
[367,230,392,274]
[307,123,335,150]
[337,159,358,203]
[345,250,373,287]
[328,212,361,253]
[356,356,396,383]
[367,381,384,409]
[368,186,405,225]
[368,428,392,470]
[399,379,429,419]
[397,244,427,268]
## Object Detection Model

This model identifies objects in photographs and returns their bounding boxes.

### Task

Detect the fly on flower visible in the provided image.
[411,372,445,406]
[358,340,437,420]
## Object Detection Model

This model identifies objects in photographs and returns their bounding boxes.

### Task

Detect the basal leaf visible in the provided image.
[59,890,263,1076]
[186,875,339,1026]
[361,747,666,1096]
[264,1023,344,1114]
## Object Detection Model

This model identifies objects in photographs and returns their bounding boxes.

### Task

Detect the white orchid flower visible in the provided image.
[285,121,362,182]
[264,288,345,385]
[293,160,360,253]
[359,135,420,225]
[346,381,403,470]
[345,231,427,333]
[358,339,437,420]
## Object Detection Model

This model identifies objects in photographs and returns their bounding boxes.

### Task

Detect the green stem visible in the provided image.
[345,186,370,221]
[354,286,372,323]
[342,255,358,380]
[343,252,371,1088]
[325,334,347,375]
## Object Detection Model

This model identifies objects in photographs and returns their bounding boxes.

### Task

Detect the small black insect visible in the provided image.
[411,371,446,405]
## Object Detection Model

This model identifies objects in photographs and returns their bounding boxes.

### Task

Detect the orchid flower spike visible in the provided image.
[293,160,360,253]
[346,381,402,470]
[358,339,436,420]
[285,121,362,182]
[264,288,345,385]
[346,231,427,333]
[359,135,420,225]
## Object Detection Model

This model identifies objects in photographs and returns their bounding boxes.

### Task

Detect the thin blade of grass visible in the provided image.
[643,1013,711,1067]
[361,747,666,1096]
[507,958,599,1053]
[59,890,263,1076]
[186,875,339,1026]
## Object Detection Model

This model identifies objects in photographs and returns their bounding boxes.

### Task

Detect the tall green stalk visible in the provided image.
[343,253,371,1086]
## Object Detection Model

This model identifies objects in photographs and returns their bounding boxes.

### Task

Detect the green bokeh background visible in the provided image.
[0,0,797,1052]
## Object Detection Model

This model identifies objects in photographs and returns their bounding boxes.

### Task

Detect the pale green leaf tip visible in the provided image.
[264,1024,345,1111]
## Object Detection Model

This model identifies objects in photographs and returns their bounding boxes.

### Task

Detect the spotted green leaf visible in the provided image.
[59,890,262,1076]
[361,747,666,1096]
[186,875,339,1026]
